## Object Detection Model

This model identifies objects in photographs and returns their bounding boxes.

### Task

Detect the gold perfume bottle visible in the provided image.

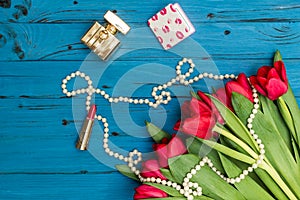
[81,11,130,60]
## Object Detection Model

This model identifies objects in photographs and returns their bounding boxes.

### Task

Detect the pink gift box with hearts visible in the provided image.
[148,3,196,50]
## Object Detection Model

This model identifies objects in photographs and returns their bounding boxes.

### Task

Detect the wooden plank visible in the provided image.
[0,60,299,97]
[1,0,300,24]
[1,22,300,61]
[0,173,137,199]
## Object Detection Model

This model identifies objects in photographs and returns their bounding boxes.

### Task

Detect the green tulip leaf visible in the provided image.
[259,95,292,152]
[145,121,171,143]
[220,136,268,189]
[145,183,181,197]
[160,168,177,183]
[186,137,225,174]
[218,153,274,200]
[254,168,289,200]
[273,50,282,63]
[115,164,139,181]
[208,95,257,151]
[281,84,300,147]
[168,154,246,200]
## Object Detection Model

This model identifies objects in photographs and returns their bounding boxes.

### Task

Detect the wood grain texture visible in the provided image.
[1,0,300,199]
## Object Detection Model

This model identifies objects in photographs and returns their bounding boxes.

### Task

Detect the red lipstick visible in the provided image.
[76,104,97,150]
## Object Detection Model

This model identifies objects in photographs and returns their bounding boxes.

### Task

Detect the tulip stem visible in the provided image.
[277,97,298,144]
[261,162,298,200]
[213,126,259,160]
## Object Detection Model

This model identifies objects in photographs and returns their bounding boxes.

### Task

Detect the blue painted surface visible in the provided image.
[0,0,300,199]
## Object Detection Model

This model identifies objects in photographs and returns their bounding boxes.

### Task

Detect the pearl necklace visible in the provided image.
[61,58,265,200]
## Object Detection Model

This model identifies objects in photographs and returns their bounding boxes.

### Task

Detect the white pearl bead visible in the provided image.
[187,196,194,200]
[199,161,205,166]
[248,167,253,172]
[230,74,236,79]
[114,153,119,158]
[235,177,241,183]
[239,174,245,180]
[103,133,109,138]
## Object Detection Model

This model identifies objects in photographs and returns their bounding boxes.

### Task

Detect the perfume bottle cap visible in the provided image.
[104,10,130,35]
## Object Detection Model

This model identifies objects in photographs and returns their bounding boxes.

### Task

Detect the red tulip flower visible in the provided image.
[213,73,254,110]
[250,61,288,100]
[140,160,166,180]
[152,134,187,168]
[134,185,168,199]
[213,87,232,109]
[174,91,224,139]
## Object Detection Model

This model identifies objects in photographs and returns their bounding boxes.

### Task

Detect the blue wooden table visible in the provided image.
[1,0,300,199]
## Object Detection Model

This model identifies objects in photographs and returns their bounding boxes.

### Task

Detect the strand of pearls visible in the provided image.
[61,58,265,200]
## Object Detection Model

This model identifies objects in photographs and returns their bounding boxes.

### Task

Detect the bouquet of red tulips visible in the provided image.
[117,51,300,200]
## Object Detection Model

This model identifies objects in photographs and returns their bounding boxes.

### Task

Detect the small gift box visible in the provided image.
[148,3,195,50]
